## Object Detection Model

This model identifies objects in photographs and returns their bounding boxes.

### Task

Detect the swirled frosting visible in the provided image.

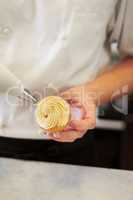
[35,96,70,132]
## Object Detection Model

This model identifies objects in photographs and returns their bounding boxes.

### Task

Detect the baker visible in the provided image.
[0,0,133,146]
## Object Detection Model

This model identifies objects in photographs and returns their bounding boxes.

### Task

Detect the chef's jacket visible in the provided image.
[0,0,117,139]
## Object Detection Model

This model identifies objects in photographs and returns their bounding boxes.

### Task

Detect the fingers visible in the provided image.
[60,87,96,118]
[70,102,96,132]
[60,89,74,100]
[60,87,82,103]
[70,118,96,132]
[60,88,96,133]
[46,130,86,143]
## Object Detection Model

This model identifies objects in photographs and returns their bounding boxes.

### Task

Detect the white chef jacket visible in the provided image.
[0,0,117,139]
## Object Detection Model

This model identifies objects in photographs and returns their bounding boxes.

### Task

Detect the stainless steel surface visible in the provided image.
[96,119,126,131]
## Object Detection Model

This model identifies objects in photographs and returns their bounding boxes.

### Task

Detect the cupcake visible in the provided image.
[35,96,70,132]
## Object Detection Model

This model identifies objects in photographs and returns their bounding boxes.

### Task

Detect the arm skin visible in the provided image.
[47,58,133,142]
[87,58,133,106]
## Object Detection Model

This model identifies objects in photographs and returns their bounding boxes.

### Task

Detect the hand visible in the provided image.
[47,84,97,142]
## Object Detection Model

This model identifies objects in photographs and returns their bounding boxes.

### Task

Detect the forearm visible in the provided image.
[87,58,133,106]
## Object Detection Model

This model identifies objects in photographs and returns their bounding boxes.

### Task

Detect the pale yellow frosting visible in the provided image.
[35,96,70,132]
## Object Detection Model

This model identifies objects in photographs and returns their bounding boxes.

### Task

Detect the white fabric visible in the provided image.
[0,0,117,139]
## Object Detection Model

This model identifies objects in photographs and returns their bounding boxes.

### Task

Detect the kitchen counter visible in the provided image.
[0,158,133,200]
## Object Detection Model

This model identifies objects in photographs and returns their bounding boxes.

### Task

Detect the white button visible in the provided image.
[3,27,10,34]
[111,41,119,57]
[0,25,11,36]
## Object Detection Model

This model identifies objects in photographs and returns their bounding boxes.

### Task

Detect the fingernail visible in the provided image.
[53,132,60,138]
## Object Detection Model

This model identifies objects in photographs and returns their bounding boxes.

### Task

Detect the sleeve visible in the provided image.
[108,0,133,58]
[119,0,133,57]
